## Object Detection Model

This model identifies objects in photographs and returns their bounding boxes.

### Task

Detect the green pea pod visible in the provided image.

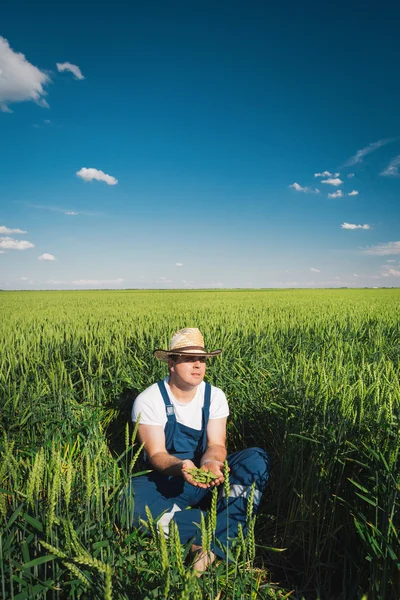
[186,466,218,483]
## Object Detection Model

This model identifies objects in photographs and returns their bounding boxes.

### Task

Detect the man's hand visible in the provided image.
[182,460,212,489]
[201,460,226,487]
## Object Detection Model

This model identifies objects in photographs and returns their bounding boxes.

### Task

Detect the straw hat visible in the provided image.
[154,328,222,362]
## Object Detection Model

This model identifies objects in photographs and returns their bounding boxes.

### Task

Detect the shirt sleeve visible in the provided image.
[132,387,165,427]
[209,387,229,420]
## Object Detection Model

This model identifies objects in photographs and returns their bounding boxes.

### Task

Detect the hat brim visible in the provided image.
[154,348,222,362]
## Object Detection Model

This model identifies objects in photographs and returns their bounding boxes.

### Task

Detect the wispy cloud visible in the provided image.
[363,241,400,255]
[347,173,355,178]
[0,36,50,112]
[381,155,400,177]
[314,171,332,178]
[341,222,370,230]
[344,138,395,166]
[382,268,400,277]
[321,177,343,186]
[176,262,183,267]
[348,190,359,196]
[157,276,173,284]
[56,62,84,80]
[24,202,101,216]
[38,253,56,260]
[45,279,68,284]
[0,225,27,234]
[310,267,320,273]
[76,167,118,186]
[289,182,320,193]
[328,190,344,198]
[0,236,34,250]
[72,278,124,285]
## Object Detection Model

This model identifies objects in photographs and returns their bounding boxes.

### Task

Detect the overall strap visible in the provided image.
[157,380,176,451]
[203,382,211,423]
[200,382,212,453]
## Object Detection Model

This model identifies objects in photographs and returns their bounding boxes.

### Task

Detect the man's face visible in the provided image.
[169,355,207,388]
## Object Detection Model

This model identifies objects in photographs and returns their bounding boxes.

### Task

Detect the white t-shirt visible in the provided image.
[132,378,229,431]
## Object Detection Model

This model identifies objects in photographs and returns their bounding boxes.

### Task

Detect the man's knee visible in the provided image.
[242,446,270,471]
[228,447,271,488]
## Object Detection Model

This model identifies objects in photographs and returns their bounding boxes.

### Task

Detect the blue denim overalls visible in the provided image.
[155,379,211,464]
[129,379,270,558]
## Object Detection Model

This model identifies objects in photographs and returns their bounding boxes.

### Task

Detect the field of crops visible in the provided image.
[1,289,399,600]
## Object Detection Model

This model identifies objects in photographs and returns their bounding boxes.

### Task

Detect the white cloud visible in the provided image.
[334,172,340,177]
[0,250,5,254]
[348,190,359,196]
[38,253,56,260]
[157,277,173,284]
[381,155,400,177]
[386,259,396,263]
[290,182,306,192]
[341,222,370,230]
[0,36,50,112]
[353,274,359,277]
[56,62,84,80]
[314,171,332,178]
[20,277,28,280]
[289,182,320,193]
[45,279,68,284]
[26,203,100,216]
[344,138,395,166]
[176,262,183,267]
[0,225,27,234]
[382,268,400,277]
[321,177,343,186]
[363,241,400,255]
[0,236,34,250]
[310,268,320,273]
[347,173,355,178]
[76,167,118,185]
[328,190,344,198]
[72,278,124,285]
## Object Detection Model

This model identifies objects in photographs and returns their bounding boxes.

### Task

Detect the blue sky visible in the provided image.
[1,0,400,289]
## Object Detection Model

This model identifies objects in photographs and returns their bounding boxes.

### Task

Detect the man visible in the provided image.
[130,327,270,572]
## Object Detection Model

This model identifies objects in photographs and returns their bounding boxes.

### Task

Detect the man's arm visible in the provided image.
[137,424,209,488]
[200,417,228,486]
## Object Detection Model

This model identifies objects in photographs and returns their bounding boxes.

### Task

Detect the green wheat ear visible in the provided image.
[157,521,169,571]
[200,511,209,551]
[210,486,218,531]
[223,460,230,500]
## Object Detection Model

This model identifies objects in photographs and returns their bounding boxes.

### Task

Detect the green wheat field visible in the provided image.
[1,289,399,600]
